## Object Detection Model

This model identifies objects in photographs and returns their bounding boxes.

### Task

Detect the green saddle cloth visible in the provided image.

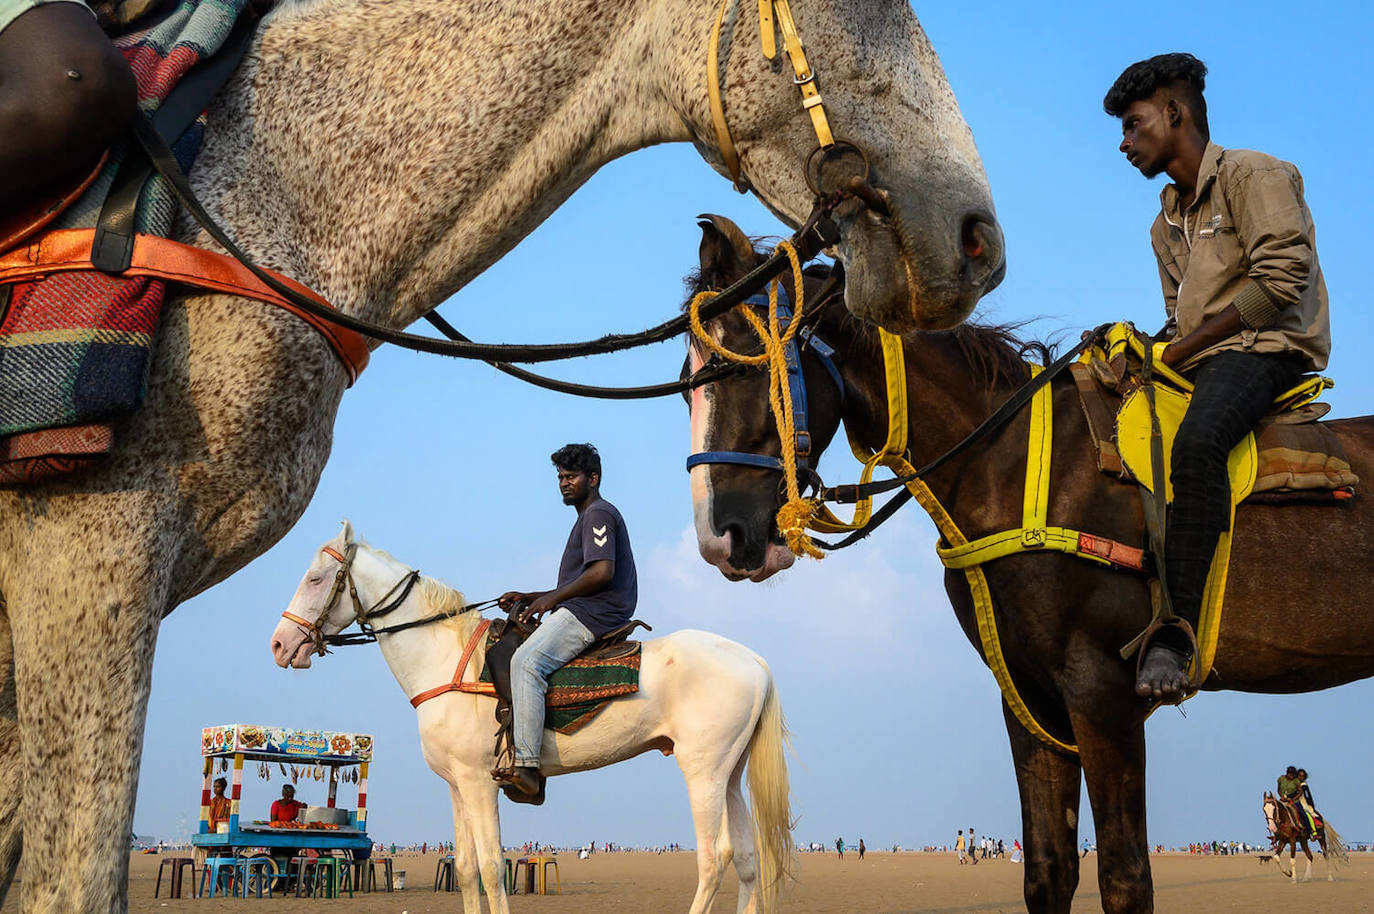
[478,633,642,734]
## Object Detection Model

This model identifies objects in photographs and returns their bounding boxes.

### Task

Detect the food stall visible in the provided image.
[191,724,373,860]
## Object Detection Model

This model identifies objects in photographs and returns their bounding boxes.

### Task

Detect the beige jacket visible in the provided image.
[1151,142,1330,372]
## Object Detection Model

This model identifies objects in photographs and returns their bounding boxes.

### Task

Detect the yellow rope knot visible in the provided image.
[776,497,824,559]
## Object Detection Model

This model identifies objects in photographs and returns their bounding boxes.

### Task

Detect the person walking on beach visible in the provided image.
[956,829,966,864]
[835,837,844,859]
[968,826,978,865]
[858,838,866,860]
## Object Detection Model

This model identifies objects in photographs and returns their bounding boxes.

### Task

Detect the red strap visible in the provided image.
[0,228,370,384]
[281,611,314,627]
[1076,533,1145,571]
[410,618,495,708]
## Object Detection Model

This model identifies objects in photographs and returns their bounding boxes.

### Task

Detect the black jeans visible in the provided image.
[1165,350,1306,637]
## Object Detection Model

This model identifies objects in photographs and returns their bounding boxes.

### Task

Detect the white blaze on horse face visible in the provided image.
[688,338,731,567]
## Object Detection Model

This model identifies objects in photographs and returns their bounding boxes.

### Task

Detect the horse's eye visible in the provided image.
[308,575,324,585]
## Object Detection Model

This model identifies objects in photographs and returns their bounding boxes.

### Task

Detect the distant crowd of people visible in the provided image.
[954,828,1015,864]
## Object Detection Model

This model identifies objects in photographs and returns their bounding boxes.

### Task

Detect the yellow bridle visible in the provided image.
[708,0,837,191]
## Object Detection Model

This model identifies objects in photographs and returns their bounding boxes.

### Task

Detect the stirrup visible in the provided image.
[1132,617,1203,695]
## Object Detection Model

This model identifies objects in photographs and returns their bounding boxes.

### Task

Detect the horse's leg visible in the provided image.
[680,765,733,914]
[724,758,759,914]
[445,782,485,914]
[0,597,20,904]
[1069,704,1151,914]
[1301,841,1313,882]
[6,570,164,913]
[452,774,509,914]
[1004,703,1081,914]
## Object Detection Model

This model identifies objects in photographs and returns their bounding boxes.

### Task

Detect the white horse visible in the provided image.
[1,2,997,908]
[269,521,794,914]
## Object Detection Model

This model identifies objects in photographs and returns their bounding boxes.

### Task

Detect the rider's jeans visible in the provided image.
[512,607,596,768]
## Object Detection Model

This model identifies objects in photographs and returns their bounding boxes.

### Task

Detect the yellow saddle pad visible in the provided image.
[1115,385,1258,505]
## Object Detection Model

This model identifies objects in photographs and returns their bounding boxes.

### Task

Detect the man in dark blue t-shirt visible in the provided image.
[493,443,637,798]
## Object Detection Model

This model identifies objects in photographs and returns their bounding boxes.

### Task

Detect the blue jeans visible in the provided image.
[511,608,595,767]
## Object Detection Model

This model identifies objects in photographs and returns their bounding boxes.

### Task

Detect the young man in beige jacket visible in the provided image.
[1106,53,1330,701]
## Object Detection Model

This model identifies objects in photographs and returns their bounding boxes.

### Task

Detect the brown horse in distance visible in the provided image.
[1262,791,1346,882]
[682,215,1374,914]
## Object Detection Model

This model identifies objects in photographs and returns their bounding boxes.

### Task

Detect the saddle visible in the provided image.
[484,611,650,805]
[1071,323,1358,503]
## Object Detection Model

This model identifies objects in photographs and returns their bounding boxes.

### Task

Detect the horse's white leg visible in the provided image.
[1302,844,1313,882]
[724,761,759,914]
[446,782,486,914]
[6,573,163,914]
[0,599,19,904]
[453,775,510,914]
[681,767,732,914]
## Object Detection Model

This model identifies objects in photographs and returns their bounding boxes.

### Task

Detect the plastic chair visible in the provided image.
[199,856,243,898]
[313,857,351,898]
[535,856,560,895]
[373,856,395,891]
[154,857,196,899]
[434,855,455,892]
[290,856,316,898]
[242,856,276,898]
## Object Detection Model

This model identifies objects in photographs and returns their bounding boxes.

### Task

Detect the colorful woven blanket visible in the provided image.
[0,0,250,484]
[479,636,642,735]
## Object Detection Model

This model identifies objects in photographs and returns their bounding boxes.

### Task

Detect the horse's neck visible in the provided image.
[356,562,468,700]
[189,0,707,326]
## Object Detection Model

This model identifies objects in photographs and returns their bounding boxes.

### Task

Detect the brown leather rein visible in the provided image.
[280,542,495,658]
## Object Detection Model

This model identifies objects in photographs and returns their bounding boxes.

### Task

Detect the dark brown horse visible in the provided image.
[682,215,1374,913]
[1262,791,1346,882]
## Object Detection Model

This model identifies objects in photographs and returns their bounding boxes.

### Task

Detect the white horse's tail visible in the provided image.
[747,669,796,914]
[1322,819,1350,865]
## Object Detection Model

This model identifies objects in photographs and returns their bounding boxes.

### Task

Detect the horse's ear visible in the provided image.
[338,518,354,545]
[697,213,754,280]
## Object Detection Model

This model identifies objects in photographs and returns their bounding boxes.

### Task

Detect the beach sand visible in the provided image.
[5,849,1374,913]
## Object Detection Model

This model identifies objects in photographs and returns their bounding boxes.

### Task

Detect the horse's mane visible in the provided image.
[357,540,480,648]
[682,245,1055,392]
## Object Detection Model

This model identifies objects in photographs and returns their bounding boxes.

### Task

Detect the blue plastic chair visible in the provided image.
[199,856,244,898]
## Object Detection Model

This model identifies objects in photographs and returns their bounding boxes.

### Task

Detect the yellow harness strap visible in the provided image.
[706,0,836,191]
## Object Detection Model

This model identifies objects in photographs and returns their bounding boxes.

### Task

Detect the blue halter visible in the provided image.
[685,287,845,482]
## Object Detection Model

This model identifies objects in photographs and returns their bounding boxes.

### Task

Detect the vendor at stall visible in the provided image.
[208,778,231,832]
[270,784,304,823]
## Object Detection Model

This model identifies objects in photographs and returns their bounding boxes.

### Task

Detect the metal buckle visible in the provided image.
[795,430,812,457]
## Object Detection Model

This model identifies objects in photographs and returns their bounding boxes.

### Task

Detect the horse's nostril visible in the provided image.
[961,215,989,260]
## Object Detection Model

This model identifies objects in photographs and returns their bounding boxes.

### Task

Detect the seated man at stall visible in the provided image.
[208,777,231,832]
[270,784,304,824]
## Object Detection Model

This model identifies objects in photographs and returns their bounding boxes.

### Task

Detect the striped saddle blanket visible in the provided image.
[477,625,642,735]
[0,0,251,485]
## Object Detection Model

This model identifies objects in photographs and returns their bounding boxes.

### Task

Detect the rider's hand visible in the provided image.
[527,593,558,616]
[497,591,530,609]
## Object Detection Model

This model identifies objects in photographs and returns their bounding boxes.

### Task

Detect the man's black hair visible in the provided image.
[551,443,601,478]
[1104,53,1209,136]
[213,777,227,789]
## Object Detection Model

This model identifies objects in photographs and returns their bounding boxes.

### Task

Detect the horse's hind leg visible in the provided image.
[724,759,759,914]
[0,596,20,905]
[681,767,733,914]
[1004,703,1081,913]
[1301,843,1313,882]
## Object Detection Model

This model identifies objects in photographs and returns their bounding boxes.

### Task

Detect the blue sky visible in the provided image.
[136,1,1374,851]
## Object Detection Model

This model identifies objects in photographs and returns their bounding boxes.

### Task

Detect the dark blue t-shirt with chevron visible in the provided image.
[556,497,638,637]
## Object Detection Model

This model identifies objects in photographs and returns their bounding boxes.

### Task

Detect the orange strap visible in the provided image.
[409,618,495,708]
[0,228,370,384]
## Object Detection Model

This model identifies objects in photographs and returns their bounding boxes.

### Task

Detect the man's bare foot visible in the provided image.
[1135,643,1191,700]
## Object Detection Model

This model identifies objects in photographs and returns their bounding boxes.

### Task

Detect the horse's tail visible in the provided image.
[747,667,796,914]
[1322,819,1350,865]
